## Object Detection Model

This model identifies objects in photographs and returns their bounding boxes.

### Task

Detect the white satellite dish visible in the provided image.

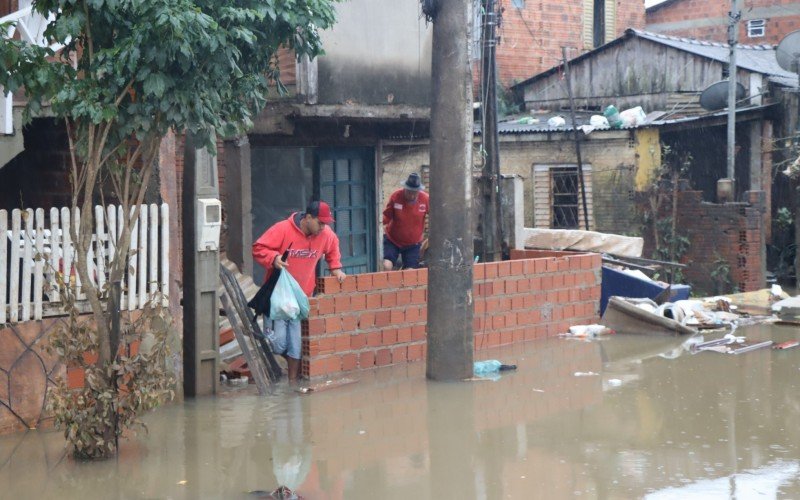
[699,80,746,111]
[776,30,800,73]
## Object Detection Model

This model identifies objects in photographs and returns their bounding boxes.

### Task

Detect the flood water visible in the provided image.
[2,322,800,499]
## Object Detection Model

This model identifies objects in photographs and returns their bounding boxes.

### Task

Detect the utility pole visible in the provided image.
[562,47,590,231]
[727,0,740,186]
[426,0,475,381]
[480,0,502,262]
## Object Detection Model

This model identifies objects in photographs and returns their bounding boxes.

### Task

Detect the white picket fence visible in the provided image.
[0,203,170,325]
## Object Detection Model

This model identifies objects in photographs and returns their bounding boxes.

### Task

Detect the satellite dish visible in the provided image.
[699,80,746,111]
[776,30,800,73]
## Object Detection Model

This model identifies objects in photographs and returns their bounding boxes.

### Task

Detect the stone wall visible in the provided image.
[301,250,602,378]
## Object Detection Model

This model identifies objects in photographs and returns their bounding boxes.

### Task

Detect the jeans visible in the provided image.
[269,318,301,360]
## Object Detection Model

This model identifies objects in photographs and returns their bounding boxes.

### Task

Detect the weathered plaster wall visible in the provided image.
[382,132,641,235]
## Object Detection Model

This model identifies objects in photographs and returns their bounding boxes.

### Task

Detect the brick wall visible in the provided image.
[646,0,800,46]
[644,190,766,294]
[301,250,602,378]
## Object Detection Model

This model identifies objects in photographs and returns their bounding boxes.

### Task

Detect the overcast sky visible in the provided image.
[645,0,667,6]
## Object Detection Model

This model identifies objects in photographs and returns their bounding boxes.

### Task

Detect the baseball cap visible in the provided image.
[308,200,335,224]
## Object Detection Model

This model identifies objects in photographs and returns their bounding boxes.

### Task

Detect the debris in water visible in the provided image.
[773,340,800,350]
[607,379,622,387]
[574,371,599,377]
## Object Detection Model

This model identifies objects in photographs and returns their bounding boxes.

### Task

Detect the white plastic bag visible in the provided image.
[589,115,609,128]
[619,106,646,127]
[269,271,301,320]
[547,116,566,127]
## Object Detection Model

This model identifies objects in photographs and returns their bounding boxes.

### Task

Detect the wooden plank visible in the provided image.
[9,209,21,322]
[72,207,85,300]
[148,204,158,299]
[219,293,270,396]
[160,203,169,301]
[138,207,147,308]
[60,207,72,298]
[0,209,7,324]
[21,209,33,321]
[95,205,106,293]
[34,208,44,320]
[128,206,138,311]
[48,207,60,302]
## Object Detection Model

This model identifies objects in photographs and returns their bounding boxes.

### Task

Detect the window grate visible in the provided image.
[747,19,765,38]
[551,167,579,229]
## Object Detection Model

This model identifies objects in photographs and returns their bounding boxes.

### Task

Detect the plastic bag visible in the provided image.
[589,115,609,128]
[603,105,622,128]
[269,271,310,320]
[619,106,646,127]
[547,116,566,127]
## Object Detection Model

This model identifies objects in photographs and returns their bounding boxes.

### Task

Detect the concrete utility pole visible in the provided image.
[182,132,221,397]
[480,0,502,262]
[727,0,741,184]
[426,0,475,381]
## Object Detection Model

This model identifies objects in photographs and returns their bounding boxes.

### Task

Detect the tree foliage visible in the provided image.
[1,0,339,458]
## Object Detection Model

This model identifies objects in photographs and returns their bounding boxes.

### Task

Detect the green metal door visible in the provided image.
[316,148,375,275]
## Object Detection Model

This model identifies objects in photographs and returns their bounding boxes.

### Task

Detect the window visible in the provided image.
[533,164,593,229]
[747,19,765,38]
[551,167,580,229]
[593,0,606,48]
[512,0,524,7]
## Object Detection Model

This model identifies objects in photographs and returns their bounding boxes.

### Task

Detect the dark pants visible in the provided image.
[383,234,421,269]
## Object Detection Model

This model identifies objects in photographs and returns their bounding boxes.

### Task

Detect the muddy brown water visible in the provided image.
[1,323,800,499]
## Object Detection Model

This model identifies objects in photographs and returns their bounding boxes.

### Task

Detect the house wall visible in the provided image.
[381,131,641,235]
[313,0,432,106]
[300,251,601,378]
[488,0,645,88]
[521,37,732,111]
[646,0,800,46]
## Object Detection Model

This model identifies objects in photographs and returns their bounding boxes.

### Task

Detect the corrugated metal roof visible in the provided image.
[513,29,799,90]
[631,29,797,87]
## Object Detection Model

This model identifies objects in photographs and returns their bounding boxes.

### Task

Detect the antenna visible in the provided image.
[699,80,746,111]
[776,29,800,74]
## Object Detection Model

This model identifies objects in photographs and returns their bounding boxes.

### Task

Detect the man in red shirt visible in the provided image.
[382,173,429,271]
[253,200,346,382]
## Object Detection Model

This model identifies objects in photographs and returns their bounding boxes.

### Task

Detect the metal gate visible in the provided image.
[316,148,375,275]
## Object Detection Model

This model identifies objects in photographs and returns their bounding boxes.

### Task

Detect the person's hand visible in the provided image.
[331,268,346,283]
[273,255,288,270]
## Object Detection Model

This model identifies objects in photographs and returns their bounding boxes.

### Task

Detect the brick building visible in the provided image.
[646,0,800,46]
[486,0,645,87]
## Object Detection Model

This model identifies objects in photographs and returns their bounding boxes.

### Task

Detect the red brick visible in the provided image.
[356,274,373,291]
[505,280,518,294]
[498,261,511,277]
[534,259,547,273]
[375,310,391,327]
[411,289,426,304]
[341,315,358,332]
[342,353,358,371]
[408,344,424,361]
[358,312,375,329]
[392,346,408,363]
[382,291,398,308]
[318,276,340,294]
[406,306,421,322]
[317,296,335,315]
[367,332,382,347]
[366,293,382,309]
[325,317,341,333]
[474,263,486,280]
[351,333,367,350]
[402,269,418,286]
[308,359,327,377]
[373,272,389,289]
[376,348,392,366]
[411,325,426,341]
[500,330,513,345]
[334,295,351,313]
[319,337,336,354]
[557,258,570,272]
[326,355,342,374]
[359,351,375,368]
[390,309,405,324]
[387,271,403,286]
[382,328,398,345]
[340,276,357,292]
[307,318,326,336]
[350,294,367,311]
[417,269,428,285]
[492,316,506,329]
[510,260,524,275]
[397,327,412,343]
[485,263,498,278]
[397,289,412,305]
[523,259,536,274]
[334,335,350,352]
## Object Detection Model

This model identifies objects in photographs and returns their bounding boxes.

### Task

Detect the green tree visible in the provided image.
[1,0,339,458]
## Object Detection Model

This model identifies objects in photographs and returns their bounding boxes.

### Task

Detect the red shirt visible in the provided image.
[252,213,342,296]
[382,189,429,247]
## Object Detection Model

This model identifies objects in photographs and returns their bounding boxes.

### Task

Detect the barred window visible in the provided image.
[551,167,580,229]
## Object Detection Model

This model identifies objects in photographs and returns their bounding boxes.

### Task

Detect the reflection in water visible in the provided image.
[0,323,798,498]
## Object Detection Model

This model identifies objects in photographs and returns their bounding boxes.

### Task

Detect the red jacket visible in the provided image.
[252,213,342,296]
[382,189,429,247]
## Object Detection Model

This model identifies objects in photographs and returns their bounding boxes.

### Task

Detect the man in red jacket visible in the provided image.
[382,173,429,271]
[253,200,346,382]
